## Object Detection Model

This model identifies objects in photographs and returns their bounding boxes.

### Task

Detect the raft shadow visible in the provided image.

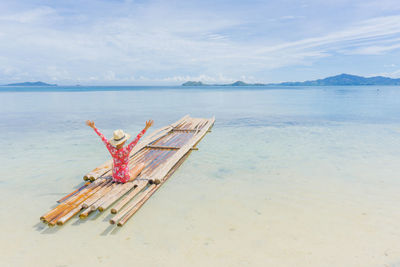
[41,225,62,234]
[33,221,47,232]
[102,212,114,222]
[89,211,103,221]
[71,217,86,226]
[101,224,122,235]
[101,224,115,235]
[33,221,61,234]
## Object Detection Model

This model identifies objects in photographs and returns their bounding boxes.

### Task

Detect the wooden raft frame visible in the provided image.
[40,115,215,227]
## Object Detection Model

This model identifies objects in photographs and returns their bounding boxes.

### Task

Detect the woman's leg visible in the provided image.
[128,163,146,182]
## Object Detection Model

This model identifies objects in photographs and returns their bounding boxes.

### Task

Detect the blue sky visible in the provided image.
[0,0,400,85]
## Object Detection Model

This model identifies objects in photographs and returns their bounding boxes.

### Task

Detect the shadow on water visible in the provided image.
[40,225,62,234]
[101,224,116,236]
[89,211,103,221]
[35,180,87,200]
[100,212,123,235]
[71,217,86,226]
[33,221,47,232]
[101,219,125,235]
[102,212,115,222]
[110,226,122,235]
[33,220,61,234]
[33,211,127,235]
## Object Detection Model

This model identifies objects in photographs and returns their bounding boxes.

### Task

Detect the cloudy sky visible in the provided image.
[0,0,400,85]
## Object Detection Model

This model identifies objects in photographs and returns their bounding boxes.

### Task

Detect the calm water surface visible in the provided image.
[0,86,399,267]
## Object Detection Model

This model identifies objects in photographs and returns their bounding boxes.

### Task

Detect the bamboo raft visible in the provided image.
[40,115,215,227]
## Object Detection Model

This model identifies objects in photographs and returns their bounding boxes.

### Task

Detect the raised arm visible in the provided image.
[126,120,154,151]
[86,120,114,152]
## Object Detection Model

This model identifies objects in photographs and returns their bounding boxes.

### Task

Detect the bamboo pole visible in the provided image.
[89,172,110,182]
[47,180,109,224]
[57,182,90,203]
[127,115,189,157]
[84,161,113,181]
[140,149,172,178]
[160,132,184,146]
[51,179,111,225]
[128,148,150,167]
[143,149,167,170]
[79,207,93,219]
[108,149,174,216]
[111,122,210,226]
[116,186,157,226]
[128,148,148,164]
[55,180,110,226]
[89,182,120,211]
[96,152,154,213]
[95,184,127,211]
[116,146,194,226]
[110,185,153,224]
[150,117,214,183]
[42,115,214,227]
[152,131,177,146]
[97,183,136,212]
[79,181,115,218]
[81,180,114,209]
[97,180,143,212]
[110,183,148,214]
[40,179,107,222]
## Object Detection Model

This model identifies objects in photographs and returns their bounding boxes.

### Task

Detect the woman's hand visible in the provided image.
[86,120,95,129]
[145,120,154,130]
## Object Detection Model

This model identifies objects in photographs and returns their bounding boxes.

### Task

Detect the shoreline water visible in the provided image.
[1,86,400,266]
[0,84,399,93]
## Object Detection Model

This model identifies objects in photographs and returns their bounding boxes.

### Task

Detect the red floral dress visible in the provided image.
[94,127,147,183]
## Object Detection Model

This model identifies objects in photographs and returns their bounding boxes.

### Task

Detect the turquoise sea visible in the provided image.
[1,85,400,267]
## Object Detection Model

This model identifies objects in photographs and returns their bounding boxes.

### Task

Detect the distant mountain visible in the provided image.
[182,74,400,86]
[182,81,207,86]
[182,80,264,86]
[4,81,57,86]
[277,74,400,86]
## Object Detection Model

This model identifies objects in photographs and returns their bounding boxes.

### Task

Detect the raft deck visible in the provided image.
[40,115,215,227]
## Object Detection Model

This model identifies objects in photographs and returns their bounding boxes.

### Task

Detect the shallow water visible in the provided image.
[1,86,400,267]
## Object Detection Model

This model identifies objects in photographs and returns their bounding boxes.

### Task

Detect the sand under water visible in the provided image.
[0,86,399,266]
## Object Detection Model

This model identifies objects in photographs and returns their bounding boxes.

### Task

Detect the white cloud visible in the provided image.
[369,69,400,78]
[0,6,56,23]
[347,43,400,55]
[0,1,399,84]
[256,16,400,54]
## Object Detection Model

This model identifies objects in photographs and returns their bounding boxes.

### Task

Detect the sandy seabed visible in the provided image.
[1,87,400,266]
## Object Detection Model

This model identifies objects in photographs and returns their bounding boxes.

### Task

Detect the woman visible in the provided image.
[86,119,154,183]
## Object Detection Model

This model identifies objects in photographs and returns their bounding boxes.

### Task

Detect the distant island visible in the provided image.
[3,81,57,86]
[182,74,400,86]
[182,80,266,86]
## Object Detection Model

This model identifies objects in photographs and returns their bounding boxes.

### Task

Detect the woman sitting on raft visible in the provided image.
[86,119,154,183]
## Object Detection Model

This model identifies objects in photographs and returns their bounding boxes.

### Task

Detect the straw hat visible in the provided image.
[109,129,131,146]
